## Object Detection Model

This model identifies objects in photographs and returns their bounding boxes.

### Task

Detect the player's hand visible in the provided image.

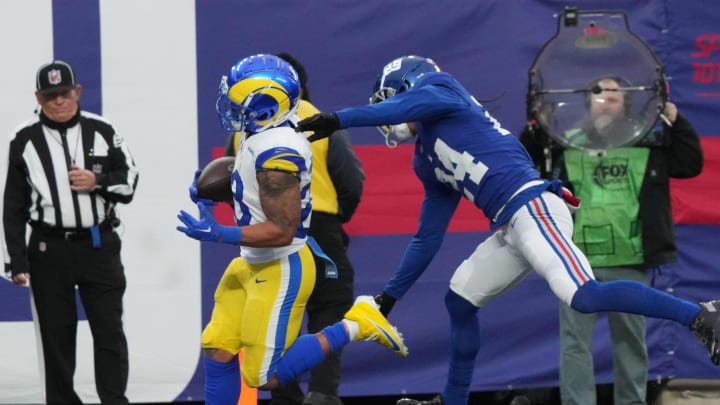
[296,112,340,142]
[562,187,581,214]
[189,169,217,206]
[176,202,241,244]
[374,291,397,317]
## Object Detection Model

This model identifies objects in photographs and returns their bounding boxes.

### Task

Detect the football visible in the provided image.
[196,156,235,204]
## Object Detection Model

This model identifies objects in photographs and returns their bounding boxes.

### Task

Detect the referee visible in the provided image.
[2,61,139,405]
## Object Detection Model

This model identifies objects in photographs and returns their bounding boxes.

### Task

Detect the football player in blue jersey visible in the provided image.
[176,54,407,405]
[296,55,720,405]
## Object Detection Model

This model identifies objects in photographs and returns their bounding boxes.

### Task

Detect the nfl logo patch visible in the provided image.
[48,69,62,85]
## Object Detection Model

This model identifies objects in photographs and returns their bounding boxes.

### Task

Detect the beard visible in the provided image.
[584,116,638,149]
[593,114,620,133]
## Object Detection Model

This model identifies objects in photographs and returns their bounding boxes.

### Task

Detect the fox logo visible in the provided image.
[592,160,629,189]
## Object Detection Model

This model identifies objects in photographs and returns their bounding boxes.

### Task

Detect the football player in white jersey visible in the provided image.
[176,54,407,405]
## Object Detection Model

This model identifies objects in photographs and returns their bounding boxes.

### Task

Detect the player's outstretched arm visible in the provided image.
[296,112,340,142]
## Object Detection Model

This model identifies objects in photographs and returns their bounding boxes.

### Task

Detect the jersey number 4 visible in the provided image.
[433,138,488,203]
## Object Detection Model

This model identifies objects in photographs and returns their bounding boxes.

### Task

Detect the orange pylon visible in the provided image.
[238,349,257,405]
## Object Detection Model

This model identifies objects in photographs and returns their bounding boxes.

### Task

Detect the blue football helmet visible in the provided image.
[369,56,440,147]
[370,55,440,104]
[216,54,300,133]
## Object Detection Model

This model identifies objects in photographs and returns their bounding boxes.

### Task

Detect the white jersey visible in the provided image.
[232,126,313,263]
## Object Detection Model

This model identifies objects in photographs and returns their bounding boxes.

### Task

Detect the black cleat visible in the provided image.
[303,392,343,405]
[690,300,720,365]
[396,395,444,405]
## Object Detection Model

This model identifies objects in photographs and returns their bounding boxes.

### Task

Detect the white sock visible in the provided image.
[342,319,359,341]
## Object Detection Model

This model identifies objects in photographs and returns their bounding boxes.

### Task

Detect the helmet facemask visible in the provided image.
[370,86,405,147]
[369,56,439,147]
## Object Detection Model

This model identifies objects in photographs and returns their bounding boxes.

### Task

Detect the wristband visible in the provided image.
[219,225,242,245]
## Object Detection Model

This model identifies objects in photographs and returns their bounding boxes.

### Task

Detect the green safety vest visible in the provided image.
[563,147,649,267]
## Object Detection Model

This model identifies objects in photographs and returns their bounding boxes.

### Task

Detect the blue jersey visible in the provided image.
[338,72,546,225]
[336,72,553,298]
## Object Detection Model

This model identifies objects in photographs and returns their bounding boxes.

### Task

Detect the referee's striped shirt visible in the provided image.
[3,110,139,273]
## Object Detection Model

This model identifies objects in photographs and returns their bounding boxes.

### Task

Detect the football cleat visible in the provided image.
[690,300,720,365]
[303,391,343,405]
[344,295,408,357]
[396,395,444,405]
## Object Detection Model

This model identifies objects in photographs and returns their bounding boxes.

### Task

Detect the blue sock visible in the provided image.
[275,334,326,385]
[442,290,480,405]
[571,279,701,325]
[320,322,350,351]
[204,356,240,405]
[274,323,350,385]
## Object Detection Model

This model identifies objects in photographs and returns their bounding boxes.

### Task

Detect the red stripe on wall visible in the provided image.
[345,137,720,236]
[671,137,720,224]
[344,145,488,236]
[210,137,719,235]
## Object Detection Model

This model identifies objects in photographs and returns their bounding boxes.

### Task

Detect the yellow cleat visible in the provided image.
[344,295,408,357]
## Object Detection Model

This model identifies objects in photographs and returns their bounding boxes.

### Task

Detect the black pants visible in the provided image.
[28,227,129,405]
[271,213,355,404]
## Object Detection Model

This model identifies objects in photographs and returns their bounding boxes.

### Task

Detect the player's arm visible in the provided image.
[377,183,460,314]
[296,84,468,138]
[383,166,461,303]
[176,169,302,246]
[338,84,469,127]
[240,170,302,247]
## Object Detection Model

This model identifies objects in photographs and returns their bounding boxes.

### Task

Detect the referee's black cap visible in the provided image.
[36,61,77,94]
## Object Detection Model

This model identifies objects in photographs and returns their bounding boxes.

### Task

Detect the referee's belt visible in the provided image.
[30,220,114,241]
